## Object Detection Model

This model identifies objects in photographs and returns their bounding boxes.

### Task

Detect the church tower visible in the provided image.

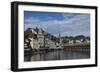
[59,33,62,47]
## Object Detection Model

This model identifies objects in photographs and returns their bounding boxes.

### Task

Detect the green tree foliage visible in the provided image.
[62,39,69,43]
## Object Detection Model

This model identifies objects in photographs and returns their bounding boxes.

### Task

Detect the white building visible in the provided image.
[24,27,59,49]
[85,39,90,43]
[47,39,57,48]
[75,40,82,44]
[37,28,45,48]
[68,40,74,44]
[28,37,39,49]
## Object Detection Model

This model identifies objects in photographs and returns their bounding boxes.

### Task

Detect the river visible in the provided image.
[24,48,90,62]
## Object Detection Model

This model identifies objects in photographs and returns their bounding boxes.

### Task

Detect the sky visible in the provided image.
[24,11,90,37]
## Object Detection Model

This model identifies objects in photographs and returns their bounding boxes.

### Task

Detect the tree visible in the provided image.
[62,39,69,43]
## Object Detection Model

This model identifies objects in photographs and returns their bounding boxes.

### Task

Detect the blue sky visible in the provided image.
[24,11,90,37]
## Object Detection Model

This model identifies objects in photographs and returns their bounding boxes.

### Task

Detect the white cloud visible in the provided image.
[25,13,90,36]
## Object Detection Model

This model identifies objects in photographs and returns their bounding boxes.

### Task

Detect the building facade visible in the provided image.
[24,27,58,49]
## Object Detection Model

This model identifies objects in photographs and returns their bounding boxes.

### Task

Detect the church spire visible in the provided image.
[59,32,61,45]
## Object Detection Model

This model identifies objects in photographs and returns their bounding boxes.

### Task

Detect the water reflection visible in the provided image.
[24,48,90,62]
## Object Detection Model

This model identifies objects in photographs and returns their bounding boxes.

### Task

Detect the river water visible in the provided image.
[24,48,90,62]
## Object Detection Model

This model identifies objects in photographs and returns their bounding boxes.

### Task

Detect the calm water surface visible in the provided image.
[24,48,90,62]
